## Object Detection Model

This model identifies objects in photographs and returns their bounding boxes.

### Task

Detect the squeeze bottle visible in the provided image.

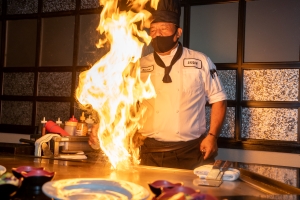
[41,117,47,136]
[76,112,88,136]
[64,115,78,136]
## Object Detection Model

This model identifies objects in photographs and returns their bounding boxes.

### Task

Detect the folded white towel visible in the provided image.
[193,165,240,181]
[34,134,61,157]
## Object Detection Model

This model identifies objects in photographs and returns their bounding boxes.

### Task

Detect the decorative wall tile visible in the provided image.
[1,101,32,125]
[74,71,85,119]
[74,102,85,120]
[218,70,236,100]
[74,102,93,121]
[81,0,101,9]
[74,71,97,122]
[262,195,298,200]
[7,0,38,14]
[36,102,70,126]
[241,108,297,141]
[206,106,235,138]
[40,16,75,66]
[3,73,34,96]
[243,69,299,101]
[75,71,80,88]
[43,0,76,12]
[78,14,107,66]
[239,163,297,187]
[38,72,72,97]
[5,19,37,67]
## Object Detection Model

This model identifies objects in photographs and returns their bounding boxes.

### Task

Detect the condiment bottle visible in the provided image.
[56,117,63,128]
[41,117,47,136]
[64,115,78,136]
[55,118,66,147]
[76,112,88,136]
[85,115,94,136]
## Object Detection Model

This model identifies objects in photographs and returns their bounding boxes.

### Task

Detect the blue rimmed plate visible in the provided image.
[42,178,150,200]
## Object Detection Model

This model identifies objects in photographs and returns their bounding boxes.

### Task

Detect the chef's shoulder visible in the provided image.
[184,47,210,63]
[140,53,154,66]
[140,53,155,74]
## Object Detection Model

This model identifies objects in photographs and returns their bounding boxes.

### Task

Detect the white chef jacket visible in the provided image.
[139,46,227,142]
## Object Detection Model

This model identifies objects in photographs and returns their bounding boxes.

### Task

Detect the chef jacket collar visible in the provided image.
[157,43,179,59]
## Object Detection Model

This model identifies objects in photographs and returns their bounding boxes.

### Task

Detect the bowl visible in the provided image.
[20,169,55,190]
[0,172,22,197]
[162,185,197,195]
[157,192,217,200]
[148,180,182,197]
[156,186,200,200]
[12,166,44,179]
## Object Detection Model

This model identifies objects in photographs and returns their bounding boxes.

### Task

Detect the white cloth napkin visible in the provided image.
[34,134,61,156]
[193,165,240,181]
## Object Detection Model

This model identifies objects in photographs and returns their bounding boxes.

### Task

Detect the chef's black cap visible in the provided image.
[152,0,181,26]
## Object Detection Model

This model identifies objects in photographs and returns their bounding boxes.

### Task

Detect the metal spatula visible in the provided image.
[216,161,232,180]
[206,160,223,180]
[197,160,232,187]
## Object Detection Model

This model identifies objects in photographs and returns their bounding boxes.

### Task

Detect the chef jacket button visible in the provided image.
[177,132,179,134]
[176,110,179,113]
[156,111,159,114]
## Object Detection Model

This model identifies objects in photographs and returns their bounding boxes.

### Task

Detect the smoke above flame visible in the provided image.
[76,0,157,169]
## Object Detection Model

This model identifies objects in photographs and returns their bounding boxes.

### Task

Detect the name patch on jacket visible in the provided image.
[183,58,202,69]
[141,65,154,73]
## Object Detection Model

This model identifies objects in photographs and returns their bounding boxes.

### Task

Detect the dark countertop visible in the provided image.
[1,153,300,200]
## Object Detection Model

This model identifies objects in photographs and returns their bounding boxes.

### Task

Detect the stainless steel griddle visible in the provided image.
[1,154,300,199]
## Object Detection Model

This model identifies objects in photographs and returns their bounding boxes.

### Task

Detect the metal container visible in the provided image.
[50,136,93,157]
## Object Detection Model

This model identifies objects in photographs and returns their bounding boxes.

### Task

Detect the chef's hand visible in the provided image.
[132,132,147,148]
[200,134,218,160]
[88,123,100,150]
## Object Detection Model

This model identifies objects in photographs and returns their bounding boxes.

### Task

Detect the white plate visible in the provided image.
[0,165,6,176]
[42,178,150,200]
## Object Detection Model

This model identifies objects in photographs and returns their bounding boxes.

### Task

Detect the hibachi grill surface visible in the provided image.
[1,153,299,200]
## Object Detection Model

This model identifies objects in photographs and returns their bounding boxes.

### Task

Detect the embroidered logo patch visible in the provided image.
[141,65,154,73]
[183,58,202,69]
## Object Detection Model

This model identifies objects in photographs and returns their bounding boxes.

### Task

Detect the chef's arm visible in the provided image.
[200,100,227,160]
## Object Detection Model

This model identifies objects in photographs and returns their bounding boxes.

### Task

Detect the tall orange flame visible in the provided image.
[76,0,158,169]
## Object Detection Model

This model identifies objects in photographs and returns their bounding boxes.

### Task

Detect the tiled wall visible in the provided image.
[243,69,299,101]
[0,1,299,141]
[239,163,298,187]
[0,0,102,126]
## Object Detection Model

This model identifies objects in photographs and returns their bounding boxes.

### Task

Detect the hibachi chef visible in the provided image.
[137,0,227,170]
[89,0,227,170]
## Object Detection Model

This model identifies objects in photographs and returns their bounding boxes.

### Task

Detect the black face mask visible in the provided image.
[151,31,178,53]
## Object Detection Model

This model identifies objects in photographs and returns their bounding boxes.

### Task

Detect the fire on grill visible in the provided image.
[75,0,158,169]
